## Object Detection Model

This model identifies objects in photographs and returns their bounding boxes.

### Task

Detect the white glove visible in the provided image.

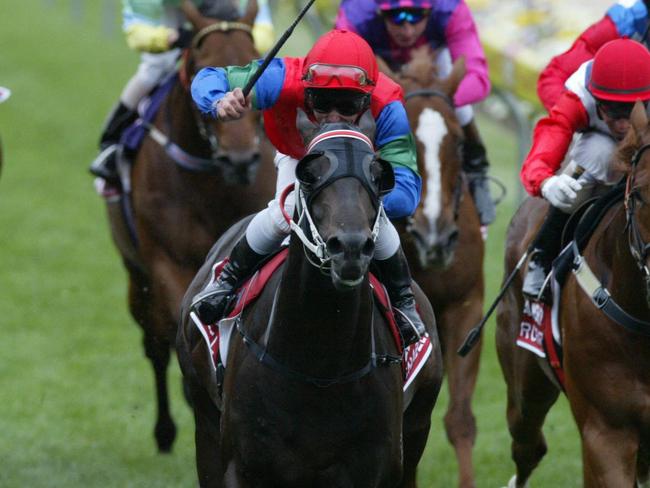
[541,174,583,211]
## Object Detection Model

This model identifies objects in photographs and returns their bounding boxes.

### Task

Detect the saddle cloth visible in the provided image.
[191,248,433,391]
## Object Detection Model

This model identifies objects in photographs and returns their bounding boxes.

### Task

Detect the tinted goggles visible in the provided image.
[307,89,370,117]
[382,8,429,25]
[597,101,640,120]
[303,64,374,89]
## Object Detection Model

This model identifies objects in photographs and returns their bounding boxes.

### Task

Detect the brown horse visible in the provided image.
[177,121,444,487]
[496,101,650,487]
[391,49,485,487]
[102,2,275,452]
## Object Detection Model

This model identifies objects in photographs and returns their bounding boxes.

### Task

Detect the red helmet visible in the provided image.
[589,38,650,102]
[302,30,378,94]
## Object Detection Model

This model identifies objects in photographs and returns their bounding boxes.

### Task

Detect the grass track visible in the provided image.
[0,1,581,486]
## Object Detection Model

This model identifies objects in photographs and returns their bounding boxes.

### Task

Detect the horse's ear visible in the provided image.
[631,99,649,137]
[442,56,466,99]
[373,158,395,196]
[357,109,377,142]
[241,0,258,25]
[296,108,319,146]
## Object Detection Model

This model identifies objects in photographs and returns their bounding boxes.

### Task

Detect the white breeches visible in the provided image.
[435,48,473,126]
[120,49,180,109]
[245,152,401,260]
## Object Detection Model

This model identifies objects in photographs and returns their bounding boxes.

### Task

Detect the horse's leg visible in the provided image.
[438,294,483,488]
[127,269,177,452]
[402,351,444,487]
[496,295,559,487]
[189,378,223,488]
[570,398,639,487]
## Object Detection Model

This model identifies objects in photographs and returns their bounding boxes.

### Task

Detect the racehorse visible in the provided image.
[496,101,650,487]
[177,119,444,487]
[393,48,485,487]
[102,1,275,452]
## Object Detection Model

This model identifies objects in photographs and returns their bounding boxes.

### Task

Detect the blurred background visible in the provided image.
[0,0,612,486]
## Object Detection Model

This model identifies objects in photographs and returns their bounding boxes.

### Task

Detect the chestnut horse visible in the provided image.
[177,121,443,487]
[103,2,275,452]
[391,49,485,487]
[496,101,650,487]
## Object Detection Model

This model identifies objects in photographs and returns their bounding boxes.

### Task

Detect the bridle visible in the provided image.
[624,143,650,285]
[146,20,257,174]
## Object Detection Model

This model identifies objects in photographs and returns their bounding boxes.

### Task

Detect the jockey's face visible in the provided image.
[306,88,369,124]
[382,8,429,48]
[597,101,636,140]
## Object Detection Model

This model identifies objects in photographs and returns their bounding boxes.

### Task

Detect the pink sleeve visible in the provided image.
[334,8,354,31]
[444,0,490,107]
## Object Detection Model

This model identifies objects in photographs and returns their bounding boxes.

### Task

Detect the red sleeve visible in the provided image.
[520,91,589,196]
[537,16,618,112]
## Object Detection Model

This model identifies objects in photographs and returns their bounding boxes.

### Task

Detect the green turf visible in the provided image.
[0,1,580,486]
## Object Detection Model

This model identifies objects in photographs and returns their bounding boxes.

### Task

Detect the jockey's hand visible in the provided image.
[541,174,583,212]
[213,88,252,121]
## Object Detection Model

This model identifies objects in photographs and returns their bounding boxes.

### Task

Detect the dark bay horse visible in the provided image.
[392,49,485,487]
[496,102,650,486]
[103,2,275,452]
[177,121,443,487]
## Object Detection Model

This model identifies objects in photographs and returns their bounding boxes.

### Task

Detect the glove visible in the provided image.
[541,174,583,211]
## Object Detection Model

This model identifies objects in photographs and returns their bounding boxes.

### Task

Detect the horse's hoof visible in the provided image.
[503,474,529,488]
[155,419,177,453]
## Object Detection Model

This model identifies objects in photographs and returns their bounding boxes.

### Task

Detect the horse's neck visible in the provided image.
[593,206,649,312]
[266,242,375,377]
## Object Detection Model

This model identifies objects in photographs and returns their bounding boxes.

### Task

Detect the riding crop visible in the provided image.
[457,247,531,357]
[242,0,317,97]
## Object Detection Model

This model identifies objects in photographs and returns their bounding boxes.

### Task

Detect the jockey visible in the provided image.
[190,29,426,346]
[521,38,650,300]
[538,0,650,112]
[89,0,275,183]
[335,0,495,226]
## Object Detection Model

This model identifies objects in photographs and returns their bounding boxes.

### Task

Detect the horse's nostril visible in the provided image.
[362,238,375,257]
[327,237,343,256]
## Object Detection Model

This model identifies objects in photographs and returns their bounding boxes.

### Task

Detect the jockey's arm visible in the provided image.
[520,91,589,197]
[444,0,491,107]
[191,59,285,119]
[375,102,422,219]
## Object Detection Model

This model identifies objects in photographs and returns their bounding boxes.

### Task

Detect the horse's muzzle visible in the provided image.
[326,232,375,289]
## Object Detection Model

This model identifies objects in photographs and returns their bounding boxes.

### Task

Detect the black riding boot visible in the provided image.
[462,120,496,226]
[375,248,426,347]
[89,102,137,182]
[191,236,268,324]
[522,206,571,301]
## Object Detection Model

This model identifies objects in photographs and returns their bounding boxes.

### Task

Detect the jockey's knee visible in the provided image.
[374,217,401,260]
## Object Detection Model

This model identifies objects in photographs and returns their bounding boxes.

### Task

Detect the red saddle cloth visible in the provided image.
[517,297,565,389]
[192,248,432,388]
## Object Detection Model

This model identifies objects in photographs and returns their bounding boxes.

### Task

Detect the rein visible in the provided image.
[571,142,650,333]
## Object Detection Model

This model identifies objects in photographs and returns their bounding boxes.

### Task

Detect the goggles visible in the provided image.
[597,100,642,120]
[307,89,370,117]
[382,8,429,25]
[303,64,374,89]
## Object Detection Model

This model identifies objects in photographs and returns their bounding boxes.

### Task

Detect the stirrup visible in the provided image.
[190,284,234,324]
[89,144,119,181]
[394,306,425,347]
